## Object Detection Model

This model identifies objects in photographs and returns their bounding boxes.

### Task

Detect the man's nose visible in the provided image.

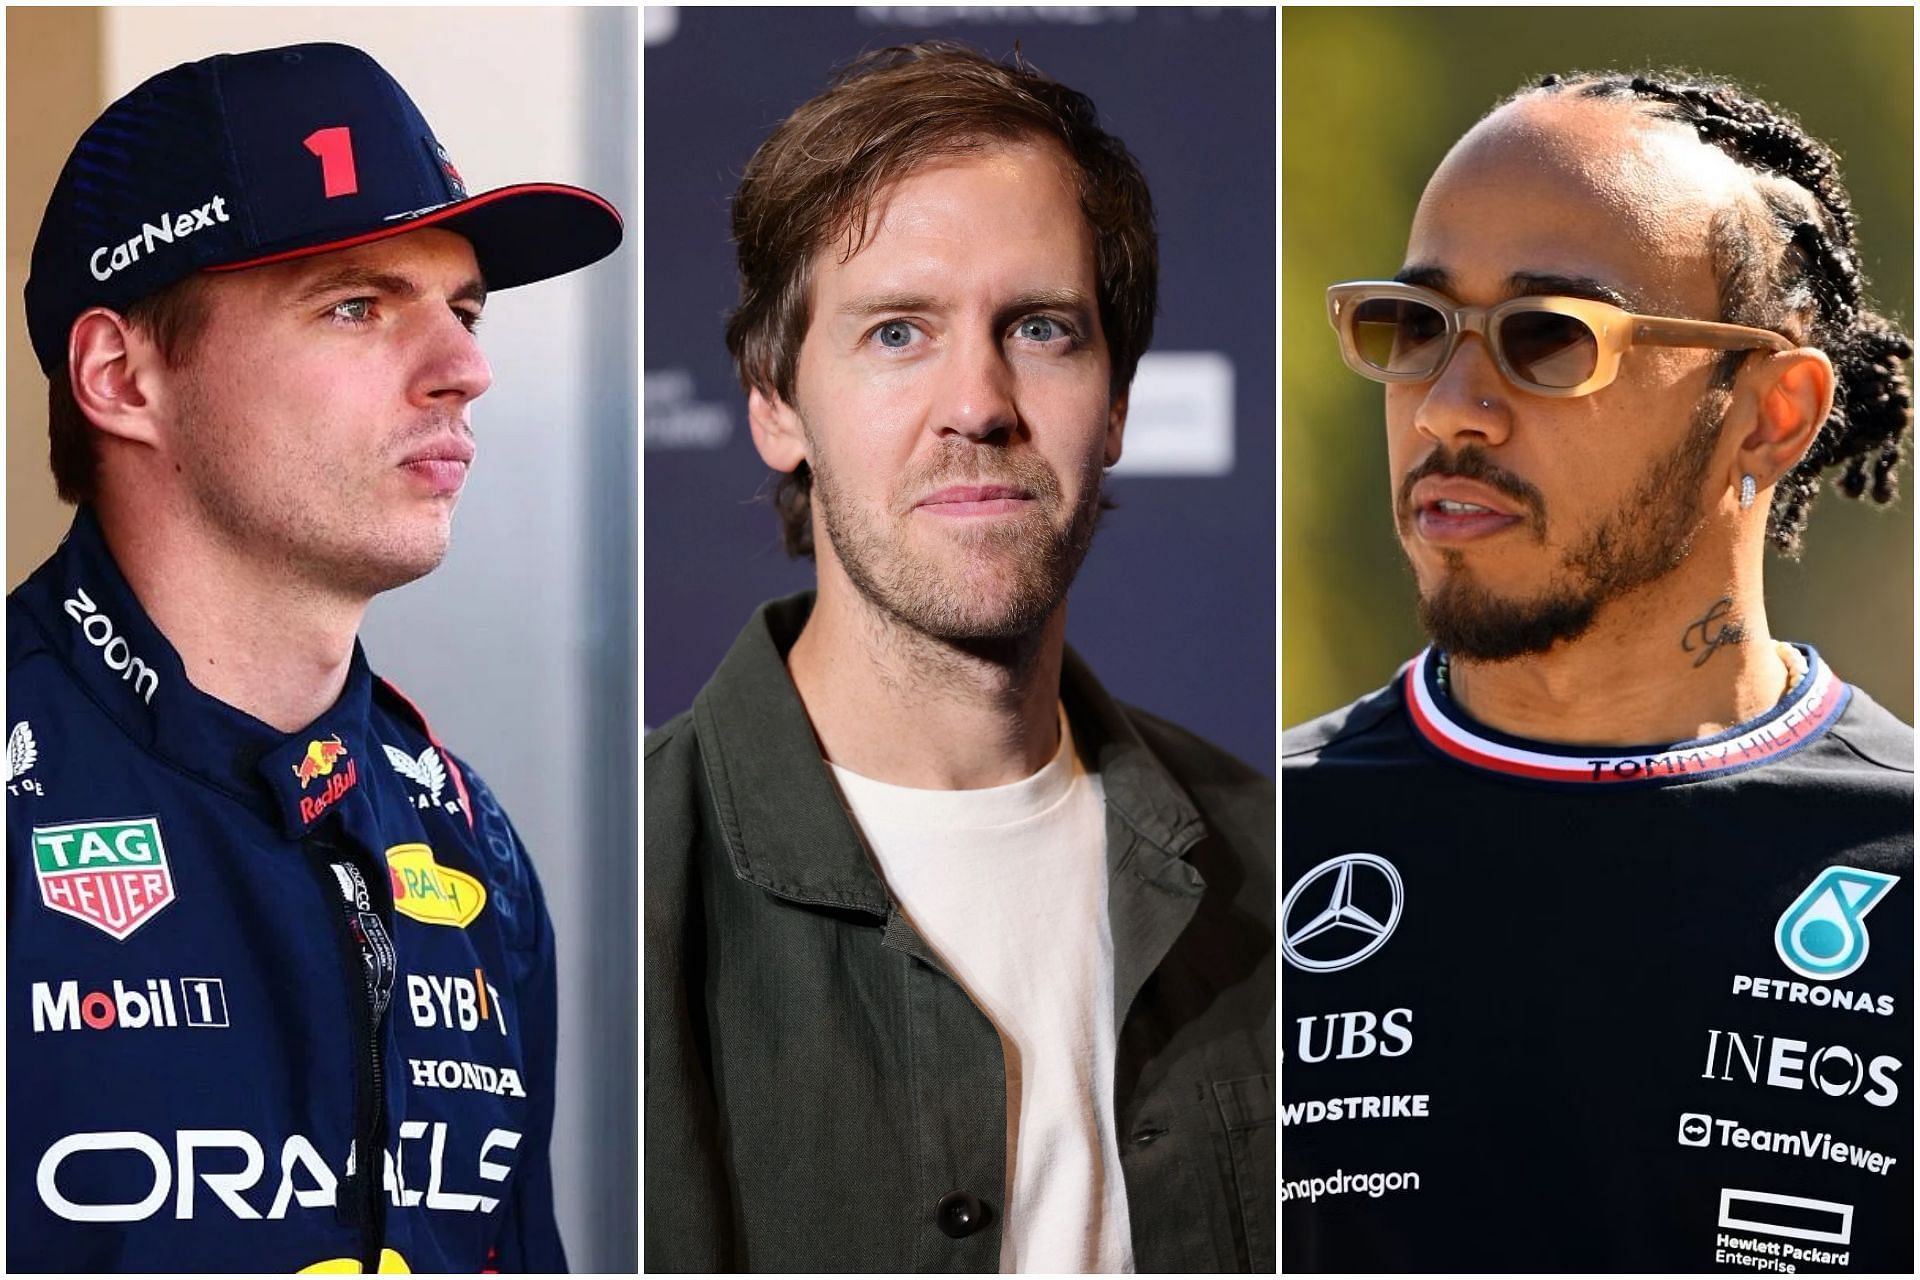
[931,330,1018,443]
[413,308,493,407]
[1410,333,1510,449]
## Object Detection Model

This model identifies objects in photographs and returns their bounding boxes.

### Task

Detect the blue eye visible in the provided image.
[330,298,374,324]
[1018,317,1061,341]
[875,321,916,349]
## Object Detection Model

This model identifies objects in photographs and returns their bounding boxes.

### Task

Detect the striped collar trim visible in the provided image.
[1402,644,1850,786]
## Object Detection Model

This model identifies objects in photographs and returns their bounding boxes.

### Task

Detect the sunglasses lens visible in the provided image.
[1348,297,1449,377]
[1498,310,1599,389]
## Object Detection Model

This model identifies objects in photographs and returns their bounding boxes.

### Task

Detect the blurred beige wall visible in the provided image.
[6,8,102,586]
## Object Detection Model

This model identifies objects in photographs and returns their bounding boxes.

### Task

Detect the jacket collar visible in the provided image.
[12,506,382,838]
[692,591,1205,913]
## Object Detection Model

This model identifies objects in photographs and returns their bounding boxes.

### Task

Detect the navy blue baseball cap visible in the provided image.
[26,42,624,372]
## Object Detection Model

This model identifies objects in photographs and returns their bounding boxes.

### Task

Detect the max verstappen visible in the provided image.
[1282,72,1911,1272]
[6,44,620,1271]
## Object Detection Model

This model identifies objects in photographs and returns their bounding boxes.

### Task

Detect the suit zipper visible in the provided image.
[307,836,398,1272]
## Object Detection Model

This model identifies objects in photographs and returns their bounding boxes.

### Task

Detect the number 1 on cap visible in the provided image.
[303,126,359,199]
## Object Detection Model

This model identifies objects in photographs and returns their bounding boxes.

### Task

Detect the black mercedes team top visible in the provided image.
[1281,645,1912,1274]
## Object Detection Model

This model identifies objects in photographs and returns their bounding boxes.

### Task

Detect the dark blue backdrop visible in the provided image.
[644,6,1276,775]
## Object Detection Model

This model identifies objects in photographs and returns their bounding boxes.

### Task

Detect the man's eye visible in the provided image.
[1017,316,1069,343]
[874,321,917,349]
[456,308,484,334]
[330,298,374,324]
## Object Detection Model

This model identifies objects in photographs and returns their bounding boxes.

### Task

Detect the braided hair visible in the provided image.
[1520,71,1912,556]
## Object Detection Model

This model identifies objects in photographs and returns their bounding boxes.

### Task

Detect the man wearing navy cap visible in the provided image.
[7,43,620,1272]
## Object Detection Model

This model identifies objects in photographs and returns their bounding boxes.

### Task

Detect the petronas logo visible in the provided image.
[1774,867,1899,982]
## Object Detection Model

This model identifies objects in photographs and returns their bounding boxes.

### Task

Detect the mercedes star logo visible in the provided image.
[1282,852,1404,973]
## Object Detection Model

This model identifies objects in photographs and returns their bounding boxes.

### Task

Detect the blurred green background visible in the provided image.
[1283,7,1914,727]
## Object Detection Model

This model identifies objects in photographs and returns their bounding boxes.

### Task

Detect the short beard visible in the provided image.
[1410,390,1727,662]
[811,433,1105,647]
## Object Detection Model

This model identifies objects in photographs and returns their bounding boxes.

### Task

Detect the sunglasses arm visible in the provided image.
[1632,317,1795,353]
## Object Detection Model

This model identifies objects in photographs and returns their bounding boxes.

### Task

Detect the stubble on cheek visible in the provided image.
[169,367,453,596]
[808,418,1108,641]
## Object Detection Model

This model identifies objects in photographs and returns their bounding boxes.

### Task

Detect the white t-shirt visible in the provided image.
[830,708,1135,1274]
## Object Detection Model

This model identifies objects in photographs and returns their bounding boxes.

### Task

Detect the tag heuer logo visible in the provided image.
[33,818,175,940]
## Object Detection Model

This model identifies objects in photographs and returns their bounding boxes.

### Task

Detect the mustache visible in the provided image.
[391,416,475,450]
[895,443,1063,512]
[1398,445,1546,534]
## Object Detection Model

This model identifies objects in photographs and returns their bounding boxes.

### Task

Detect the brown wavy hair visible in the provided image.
[724,40,1159,557]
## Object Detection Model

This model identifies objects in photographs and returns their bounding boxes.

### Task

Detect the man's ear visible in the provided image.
[1736,348,1835,485]
[1104,390,1128,468]
[748,384,808,473]
[69,308,167,448]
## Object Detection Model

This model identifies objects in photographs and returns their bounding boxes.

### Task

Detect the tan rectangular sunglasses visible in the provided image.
[1327,280,1794,397]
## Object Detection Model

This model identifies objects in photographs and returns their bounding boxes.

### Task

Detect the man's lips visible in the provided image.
[914,483,1036,517]
[398,437,475,495]
[1408,477,1526,543]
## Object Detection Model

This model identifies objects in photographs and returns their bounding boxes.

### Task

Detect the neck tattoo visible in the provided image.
[1681,596,1747,668]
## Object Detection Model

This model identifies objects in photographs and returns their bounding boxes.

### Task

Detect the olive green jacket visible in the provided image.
[644,593,1274,1272]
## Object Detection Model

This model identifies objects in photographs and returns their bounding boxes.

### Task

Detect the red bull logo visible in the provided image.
[298,757,359,824]
[294,736,348,787]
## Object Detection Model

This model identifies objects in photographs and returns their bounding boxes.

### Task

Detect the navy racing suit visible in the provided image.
[6,507,566,1273]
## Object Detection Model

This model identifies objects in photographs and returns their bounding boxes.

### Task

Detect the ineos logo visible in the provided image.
[1702,1028,1902,1108]
[62,588,159,704]
[1283,853,1404,973]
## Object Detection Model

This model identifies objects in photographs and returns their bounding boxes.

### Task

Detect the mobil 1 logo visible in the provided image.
[33,977,228,1032]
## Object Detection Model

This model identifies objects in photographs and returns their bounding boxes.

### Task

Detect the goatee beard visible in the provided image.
[1406,392,1725,662]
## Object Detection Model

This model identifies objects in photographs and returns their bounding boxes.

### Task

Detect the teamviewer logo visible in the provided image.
[1679,1112,1713,1147]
